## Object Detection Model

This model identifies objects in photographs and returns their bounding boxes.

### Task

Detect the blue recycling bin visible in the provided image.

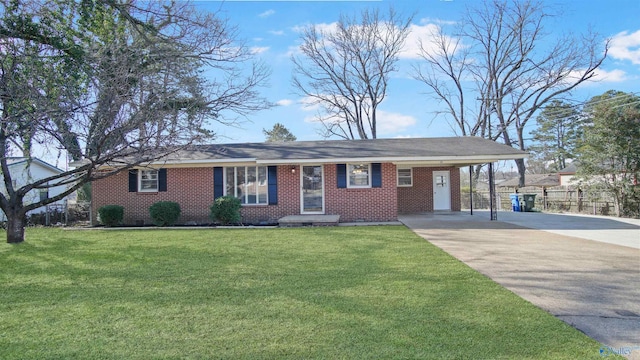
[510,194,522,212]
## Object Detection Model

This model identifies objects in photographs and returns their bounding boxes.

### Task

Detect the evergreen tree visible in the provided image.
[263,123,297,142]
[575,90,640,217]
[529,100,582,172]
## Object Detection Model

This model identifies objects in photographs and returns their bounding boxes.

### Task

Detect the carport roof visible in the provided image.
[138,136,527,168]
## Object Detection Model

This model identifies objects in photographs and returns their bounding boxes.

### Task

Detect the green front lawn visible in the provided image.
[1,227,605,359]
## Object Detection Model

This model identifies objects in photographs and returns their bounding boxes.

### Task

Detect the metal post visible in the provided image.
[489,162,497,221]
[469,166,473,215]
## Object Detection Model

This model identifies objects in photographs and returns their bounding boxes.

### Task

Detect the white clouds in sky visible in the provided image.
[297,96,416,135]
[259,9,275,18]
[609,29,640,65]
[399,23,441,59]
[290,19,456,61]
[250,46,270,55]
[376,110,417,135]
[591,69,629,83]
[276,99,294,106]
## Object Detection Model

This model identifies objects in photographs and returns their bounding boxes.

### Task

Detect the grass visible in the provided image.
[0,226,607,359]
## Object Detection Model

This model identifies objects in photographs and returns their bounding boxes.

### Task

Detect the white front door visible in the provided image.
[433,170,451,211]
[301,165,324,214]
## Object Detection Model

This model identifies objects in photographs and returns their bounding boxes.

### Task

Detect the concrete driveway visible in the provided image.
[399,211,640,359]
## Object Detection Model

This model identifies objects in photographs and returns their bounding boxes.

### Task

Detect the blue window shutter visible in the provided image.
[337,164,347,188]
[372,163,382,188]
[158,169,167,192]
[128,170,138,192]
[268,166,278,205]
[213,167,224,199]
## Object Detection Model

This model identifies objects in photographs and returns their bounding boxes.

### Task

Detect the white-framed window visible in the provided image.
[225,166,268,205]
[397,168,413,187]
[38,189,49,201]
[347,163,371,188]
[139,170,159,192]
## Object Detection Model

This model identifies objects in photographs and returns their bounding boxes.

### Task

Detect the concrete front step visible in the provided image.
[278,215,340,227]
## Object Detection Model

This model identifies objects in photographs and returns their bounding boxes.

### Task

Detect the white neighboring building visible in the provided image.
[0,157,70,221]
[559,162,579,187]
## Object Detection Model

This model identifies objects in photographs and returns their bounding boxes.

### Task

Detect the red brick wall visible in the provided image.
[239,165,300,224]
[92,167,214,225]
[397,166,461,213]
[92,163,460,225]
[324,163,398,222]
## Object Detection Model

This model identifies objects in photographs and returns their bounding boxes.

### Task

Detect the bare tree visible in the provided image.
[292,8,412,139]
[0,0,271,243]
[415,0,608,186]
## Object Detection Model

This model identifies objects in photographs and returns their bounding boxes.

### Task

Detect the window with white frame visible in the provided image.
[397,168,413,187]
[347,163,371,188]
[139,170,159,192]
[225,166,268,205]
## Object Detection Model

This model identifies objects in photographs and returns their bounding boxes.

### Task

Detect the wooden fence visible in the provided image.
[461,187,617,216]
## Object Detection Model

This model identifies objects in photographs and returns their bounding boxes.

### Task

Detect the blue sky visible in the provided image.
[191,0,640,145]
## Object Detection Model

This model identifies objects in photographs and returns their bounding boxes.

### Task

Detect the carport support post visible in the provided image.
[489,162,497,221]
[469,166,473,216]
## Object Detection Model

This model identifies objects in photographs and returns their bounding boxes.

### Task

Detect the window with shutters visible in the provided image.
[347,163,371,188]
[225,166,268,205]
[139,170,159,192]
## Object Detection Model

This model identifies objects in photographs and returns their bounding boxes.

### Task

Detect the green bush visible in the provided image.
[210,196,241,225]
[149,201,181,226]
[98,205,124,227]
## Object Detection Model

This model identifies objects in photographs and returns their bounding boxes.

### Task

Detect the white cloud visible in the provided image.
[299,96,321,112]
[399,22,462,60]
[290,21,456,61]
[250,46,270,55]
[292,22,338,34]
[567,68,629,84]
[298,94,416,134]
[377,110,417,135]
[269,30,285,36]
[591,69,629,83]
[258,9,275,18]
[276,99,294,106]
[419,17,457,26]
[609,29,640,64]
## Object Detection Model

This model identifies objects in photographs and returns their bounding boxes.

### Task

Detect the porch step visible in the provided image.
[278,215,340,227]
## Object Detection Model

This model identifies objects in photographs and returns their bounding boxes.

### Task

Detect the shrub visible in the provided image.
[149,201,181,226]
[210,196,241,225]
[98,205,124,227]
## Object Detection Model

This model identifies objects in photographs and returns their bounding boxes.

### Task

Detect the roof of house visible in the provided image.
[139,137,528,168]
[5,157,65,173]
[497,173,560,188]
[558,162,578,174]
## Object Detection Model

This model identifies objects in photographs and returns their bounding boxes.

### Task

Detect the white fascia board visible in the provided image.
[257,154,527,165]
[127,158,258,168]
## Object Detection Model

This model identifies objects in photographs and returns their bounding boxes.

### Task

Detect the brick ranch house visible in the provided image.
[91,137,527,225]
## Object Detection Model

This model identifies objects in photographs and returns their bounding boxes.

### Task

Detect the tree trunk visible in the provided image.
[6,211,26,244]
[515,158,526,188]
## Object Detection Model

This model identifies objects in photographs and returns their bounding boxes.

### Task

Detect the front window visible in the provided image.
[139,170,158,192]
[348,163,371,188]
[397,168,413,187]
[225,166,268,205]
